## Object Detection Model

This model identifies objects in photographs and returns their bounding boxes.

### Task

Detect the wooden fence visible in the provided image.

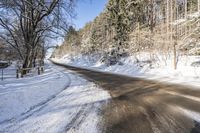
[16,66,44,78]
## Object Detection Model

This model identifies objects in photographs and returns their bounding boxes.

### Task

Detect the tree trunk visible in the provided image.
[173,42,177,70]
[198,0,200,12]
[22,50,33,74]
[33,56,36,68]
[33,48,38,68]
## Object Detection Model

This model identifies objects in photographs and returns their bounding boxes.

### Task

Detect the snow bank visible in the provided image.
[53,52,200,88]
[171,11,200,25]
[0,61,110,133]
[59,53,101,67]
[0,61,70,123]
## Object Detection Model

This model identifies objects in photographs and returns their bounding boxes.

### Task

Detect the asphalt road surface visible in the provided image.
[54,62,200,133]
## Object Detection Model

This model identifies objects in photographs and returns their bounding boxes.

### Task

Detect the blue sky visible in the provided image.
[73,0,108,29]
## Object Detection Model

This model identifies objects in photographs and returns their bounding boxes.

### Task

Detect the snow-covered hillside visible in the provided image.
[53,52,200,87]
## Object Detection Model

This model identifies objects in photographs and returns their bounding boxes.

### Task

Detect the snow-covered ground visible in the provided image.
[0,61,110,133]
[0,62,19,81]
[52,52,200,88]
[171,11,200,25]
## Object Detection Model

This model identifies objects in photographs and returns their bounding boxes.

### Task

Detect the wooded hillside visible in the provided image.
[53,0,200,68]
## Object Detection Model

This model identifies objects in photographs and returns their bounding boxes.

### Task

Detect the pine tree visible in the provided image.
[105,0,131,64]
[64,26,80,48]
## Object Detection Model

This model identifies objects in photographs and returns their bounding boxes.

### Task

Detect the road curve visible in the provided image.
[53,61,200,133]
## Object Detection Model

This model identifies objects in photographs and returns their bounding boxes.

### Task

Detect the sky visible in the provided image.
[50,0,107,46]
[73,0,108,29]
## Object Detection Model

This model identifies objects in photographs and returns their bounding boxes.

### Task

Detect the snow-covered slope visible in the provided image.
[53,52,200,88]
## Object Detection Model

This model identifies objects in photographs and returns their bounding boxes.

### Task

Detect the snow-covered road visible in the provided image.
[0,62,110,133]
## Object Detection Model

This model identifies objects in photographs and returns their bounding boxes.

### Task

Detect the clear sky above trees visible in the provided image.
[74,0,107,29]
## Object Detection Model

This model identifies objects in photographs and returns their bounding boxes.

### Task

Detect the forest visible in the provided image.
[53,0,200,69]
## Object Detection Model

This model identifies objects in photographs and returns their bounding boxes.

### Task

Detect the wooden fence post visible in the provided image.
[16,69,19,78]
[38,67,41,75]
[41,66,44,73]
[21,69,24,78]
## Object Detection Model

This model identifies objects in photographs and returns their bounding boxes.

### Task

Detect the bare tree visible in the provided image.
[0,0,75,72]
[147,0,156,33]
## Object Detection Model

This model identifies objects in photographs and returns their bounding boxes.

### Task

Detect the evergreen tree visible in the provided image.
[106,0,131,64]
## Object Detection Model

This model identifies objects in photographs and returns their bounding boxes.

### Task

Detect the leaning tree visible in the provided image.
[0,0,75,71]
